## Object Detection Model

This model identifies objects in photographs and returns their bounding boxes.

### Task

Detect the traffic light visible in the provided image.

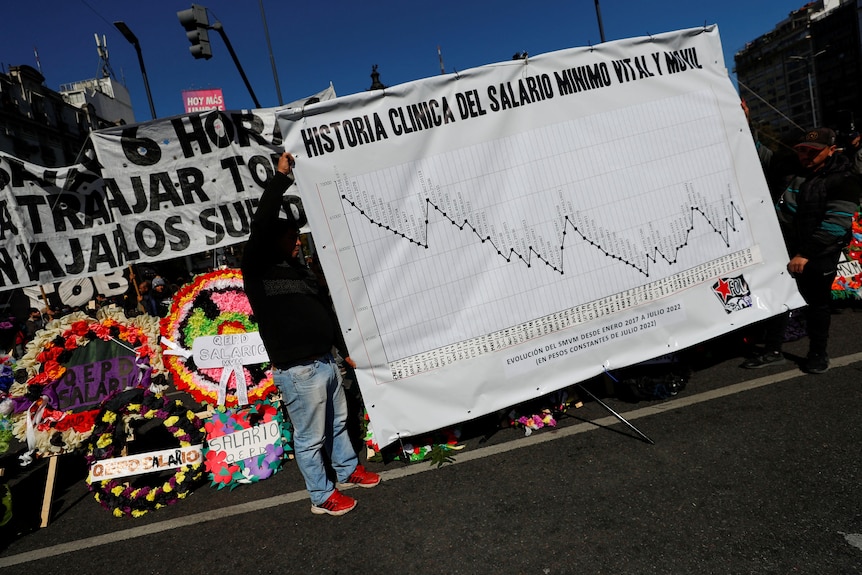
[177,4,212,60]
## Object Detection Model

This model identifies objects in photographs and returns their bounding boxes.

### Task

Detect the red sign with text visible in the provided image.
[182,88,226,113]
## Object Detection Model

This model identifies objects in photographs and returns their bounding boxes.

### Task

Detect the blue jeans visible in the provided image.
[273,355,358,505]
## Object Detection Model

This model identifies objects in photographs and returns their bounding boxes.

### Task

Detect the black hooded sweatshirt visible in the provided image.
[241,171,345,368]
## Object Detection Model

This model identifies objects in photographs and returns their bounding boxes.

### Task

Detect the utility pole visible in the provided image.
[789,50,826,128]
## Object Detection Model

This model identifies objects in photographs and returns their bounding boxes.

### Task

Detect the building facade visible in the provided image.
[735,0,862,143]
[0,64,133,168]
[60,76,135,127]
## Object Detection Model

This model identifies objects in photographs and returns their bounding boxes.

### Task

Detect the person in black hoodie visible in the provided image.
[742,127,861,374]
[242,152,379,516]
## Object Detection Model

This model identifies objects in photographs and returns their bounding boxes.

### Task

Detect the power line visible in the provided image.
[737,79,804,133]
[77,0,117,29]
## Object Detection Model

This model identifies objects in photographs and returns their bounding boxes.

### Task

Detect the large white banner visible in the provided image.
[275,27,804,447]
[0,86,335,292]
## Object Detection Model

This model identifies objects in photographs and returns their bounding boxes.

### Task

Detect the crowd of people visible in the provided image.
[1,271,183,360]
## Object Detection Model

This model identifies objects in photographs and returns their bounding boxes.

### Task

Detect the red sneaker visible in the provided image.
[338,464,381,489]
[311,489,356,516]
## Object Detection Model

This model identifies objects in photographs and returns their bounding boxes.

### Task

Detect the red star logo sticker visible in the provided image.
[714,278,732,302]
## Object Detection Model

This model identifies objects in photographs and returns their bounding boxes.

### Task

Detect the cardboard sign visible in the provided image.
[206,420,281,463]
[88,445,203,481]
[192,333,268,368]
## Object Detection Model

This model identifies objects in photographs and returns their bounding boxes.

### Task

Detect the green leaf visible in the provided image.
[428,444,457,468]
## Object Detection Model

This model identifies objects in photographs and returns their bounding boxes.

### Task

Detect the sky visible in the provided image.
[1,0,809,123]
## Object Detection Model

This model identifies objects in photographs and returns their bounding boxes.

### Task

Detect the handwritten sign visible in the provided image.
[88,445,203,481]
[206,420,282,463]
[191,332,269,406]
[192,333,268,368]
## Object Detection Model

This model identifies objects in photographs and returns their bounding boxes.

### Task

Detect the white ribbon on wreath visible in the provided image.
[20,399,49,466]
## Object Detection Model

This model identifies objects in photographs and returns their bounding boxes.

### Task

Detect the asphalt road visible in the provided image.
[1,307,861,575]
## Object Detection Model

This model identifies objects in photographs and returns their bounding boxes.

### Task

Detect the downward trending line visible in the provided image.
[341,194,744,278]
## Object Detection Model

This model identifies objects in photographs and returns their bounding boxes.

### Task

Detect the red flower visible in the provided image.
[54,409,97,432]
[69,321,91,336]
[205,450,239,484]
[204,419,221,437]
[37,346,63,364]
[205,449,228,473]
[92,323,112,340]
[43,360,66,380]
[31,370,56,386]
[232,410,251,429]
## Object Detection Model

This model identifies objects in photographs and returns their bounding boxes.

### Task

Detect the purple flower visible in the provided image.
[242,454,272,480]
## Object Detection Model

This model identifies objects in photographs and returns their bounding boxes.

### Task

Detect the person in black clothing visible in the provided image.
[24,307,44,341]
[137,280,158,317]
[242,152,379,516]
[151,277,173,317]
[842,130,862,175]
[742,127,861,374]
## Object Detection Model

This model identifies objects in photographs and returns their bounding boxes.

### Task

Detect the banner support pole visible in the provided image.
[575,381,654,444]
[38,285,50,315]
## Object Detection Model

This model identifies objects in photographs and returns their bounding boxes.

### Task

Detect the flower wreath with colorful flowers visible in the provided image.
[507,389,577,436]
[160,269,275,407]
[203,399,292,490]
[85,387,206,518]
[8,307,163,460]
[0,355,16,454]
[847,212,862,263]
[832,216,862,300]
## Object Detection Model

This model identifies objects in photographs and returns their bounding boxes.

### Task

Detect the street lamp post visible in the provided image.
[209,22,261,109]
[789,50,826,128]
[113,21,157,120]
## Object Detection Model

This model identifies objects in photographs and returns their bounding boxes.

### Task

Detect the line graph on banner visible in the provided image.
[341,184,744,279]
[325,91,756,363]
